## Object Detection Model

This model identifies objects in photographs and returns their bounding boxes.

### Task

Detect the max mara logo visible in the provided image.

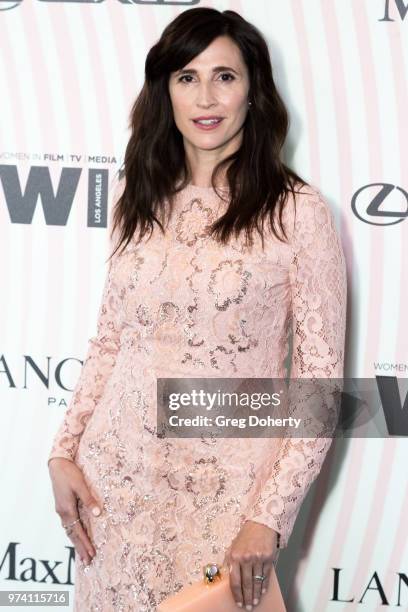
[379,0,408,20]
[0,542,75,585]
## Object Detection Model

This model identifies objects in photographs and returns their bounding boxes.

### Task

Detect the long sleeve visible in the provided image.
[47,248,125,466]
[242,186,347,548]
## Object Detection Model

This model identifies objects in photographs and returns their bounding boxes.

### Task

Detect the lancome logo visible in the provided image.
[331,567,408,607]
[0,0,199,12]
[1,353,84,397]
[351,183,408,226]
[0,164,109,228]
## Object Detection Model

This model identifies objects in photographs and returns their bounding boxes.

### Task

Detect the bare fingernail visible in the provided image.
[246,606,253,611]
[261,588,266,594]
[92,506,101,516]
[253,599,259,605]
[237,604,243,609]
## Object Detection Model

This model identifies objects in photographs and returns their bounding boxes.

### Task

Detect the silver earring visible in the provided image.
[248,101,252,107]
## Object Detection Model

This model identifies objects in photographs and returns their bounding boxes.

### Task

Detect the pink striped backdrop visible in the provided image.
[1,1,407,610]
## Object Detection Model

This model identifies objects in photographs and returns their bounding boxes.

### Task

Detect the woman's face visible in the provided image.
[168,35,250,155]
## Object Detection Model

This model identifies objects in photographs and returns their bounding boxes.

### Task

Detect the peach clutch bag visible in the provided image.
[157,562,286,612]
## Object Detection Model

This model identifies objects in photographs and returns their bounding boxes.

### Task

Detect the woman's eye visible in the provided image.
[178,75,193,83]
[219,73,235,82]
[178,73,235,83]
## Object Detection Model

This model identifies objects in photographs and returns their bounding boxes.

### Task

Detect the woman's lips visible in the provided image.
[192,118,224,131]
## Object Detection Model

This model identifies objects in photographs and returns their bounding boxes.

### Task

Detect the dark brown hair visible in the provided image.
[110,7,308,259]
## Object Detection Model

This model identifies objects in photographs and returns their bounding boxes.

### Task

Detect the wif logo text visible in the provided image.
[376,376,408,436]
[0,165,108,228]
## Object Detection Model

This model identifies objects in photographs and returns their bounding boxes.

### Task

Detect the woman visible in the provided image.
[48,7,347,611]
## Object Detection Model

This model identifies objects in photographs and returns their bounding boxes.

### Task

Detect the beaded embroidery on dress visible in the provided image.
[48,179,347,611]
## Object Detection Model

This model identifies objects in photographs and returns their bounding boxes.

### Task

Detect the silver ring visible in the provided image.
[253,574,266,582]
[62,517,81,531]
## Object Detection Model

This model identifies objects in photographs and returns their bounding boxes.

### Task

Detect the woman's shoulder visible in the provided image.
[281,180,336,236]
[284,180,326,211]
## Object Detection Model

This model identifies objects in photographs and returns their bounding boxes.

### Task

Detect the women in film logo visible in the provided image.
[0,164,109,228]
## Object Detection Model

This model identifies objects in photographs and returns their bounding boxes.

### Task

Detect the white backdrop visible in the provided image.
[1,1,407,610]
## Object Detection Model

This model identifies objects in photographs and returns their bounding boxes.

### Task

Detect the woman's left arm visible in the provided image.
[225,186,347,608]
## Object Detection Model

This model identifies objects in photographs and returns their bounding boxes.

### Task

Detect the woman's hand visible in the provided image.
[223,520,279,609]
[48,457,102,566]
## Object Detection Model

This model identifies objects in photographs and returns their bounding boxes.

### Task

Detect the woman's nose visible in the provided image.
[195,82,218,107]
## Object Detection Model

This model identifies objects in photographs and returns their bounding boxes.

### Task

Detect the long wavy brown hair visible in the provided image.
[109,7,309,260]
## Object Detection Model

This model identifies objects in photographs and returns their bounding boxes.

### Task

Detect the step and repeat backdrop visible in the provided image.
[1,1,407,610]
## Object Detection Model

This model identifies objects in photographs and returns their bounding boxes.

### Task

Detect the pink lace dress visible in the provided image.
[48,180,347,611]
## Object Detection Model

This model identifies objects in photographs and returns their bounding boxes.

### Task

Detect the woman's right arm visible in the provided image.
[47,249,125,566]
[48,174,126,466]
[48,250,125,466]
[47,177,126,567]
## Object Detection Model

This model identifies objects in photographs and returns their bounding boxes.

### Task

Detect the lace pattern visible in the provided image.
[48,181,347,610]
[242,188,347,544]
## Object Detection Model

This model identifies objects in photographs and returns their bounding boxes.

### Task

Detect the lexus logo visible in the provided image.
[351,183,408,226]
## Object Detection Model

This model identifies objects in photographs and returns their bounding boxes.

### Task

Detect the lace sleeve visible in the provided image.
[242,186,347,548]
[47,178,126,467]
